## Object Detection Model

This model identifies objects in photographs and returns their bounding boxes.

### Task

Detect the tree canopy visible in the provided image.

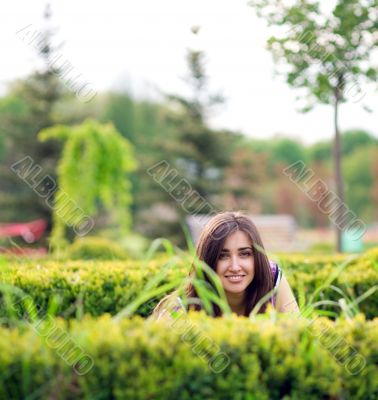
[38,119,137,249]
[249,0,378,251]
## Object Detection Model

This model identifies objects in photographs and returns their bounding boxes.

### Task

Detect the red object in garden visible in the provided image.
[0,247,48,256]
[0,219,47,243]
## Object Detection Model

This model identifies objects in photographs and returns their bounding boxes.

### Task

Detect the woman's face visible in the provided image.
[215,230,255,295]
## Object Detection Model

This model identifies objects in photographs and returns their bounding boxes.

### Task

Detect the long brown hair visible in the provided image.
[185,211,274,317]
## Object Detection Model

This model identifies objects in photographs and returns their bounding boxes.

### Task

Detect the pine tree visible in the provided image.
[164,27,232,208]
[0,4,64,235]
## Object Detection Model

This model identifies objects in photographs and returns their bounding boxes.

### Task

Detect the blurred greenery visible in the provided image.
[0,5,376,250]
[38,119,136,249]
[1,78,377,244]
[249,0,378,251]
[66,236,129,260]
[0,4,376,397]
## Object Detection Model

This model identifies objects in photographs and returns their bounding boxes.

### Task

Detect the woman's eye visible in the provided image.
[219,253,229,260]
[240,252,252,257]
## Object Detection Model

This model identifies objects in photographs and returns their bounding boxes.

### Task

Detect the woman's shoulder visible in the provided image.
[269,260,283,290]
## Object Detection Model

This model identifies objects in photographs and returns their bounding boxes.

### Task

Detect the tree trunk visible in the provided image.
[333,89,344,252]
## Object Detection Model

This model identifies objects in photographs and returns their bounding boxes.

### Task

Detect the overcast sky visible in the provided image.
[1,0,377,144]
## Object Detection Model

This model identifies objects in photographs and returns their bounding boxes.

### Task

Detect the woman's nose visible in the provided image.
[229,256,241,271]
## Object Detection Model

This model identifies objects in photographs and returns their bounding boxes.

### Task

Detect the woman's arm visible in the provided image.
[151,294,186,321]
[275,275,300,313]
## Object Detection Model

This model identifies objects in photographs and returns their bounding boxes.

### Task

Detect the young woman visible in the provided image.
[153,211,299,320]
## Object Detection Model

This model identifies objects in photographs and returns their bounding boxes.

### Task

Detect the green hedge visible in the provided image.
[66,236,129,260]
[0,248,377,319]
[0,313,377,399]
[280,248,378,319]
[0,256,185,319]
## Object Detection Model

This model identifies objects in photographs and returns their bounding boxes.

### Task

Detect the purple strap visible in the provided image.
[269,261,279,307]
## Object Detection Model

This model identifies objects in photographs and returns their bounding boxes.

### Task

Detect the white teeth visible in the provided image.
[227,275,244,281]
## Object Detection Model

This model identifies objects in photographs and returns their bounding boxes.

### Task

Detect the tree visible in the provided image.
[0,4,64,230]
[271,137,307,169]
[343,144,378,222]
[372,149,378,220]
[341,129,378,156]
[164,27,231,205]
[38,119,137,250]
[223,144,268,213]
[308,140,332,164]
[100,91,187,241]
[249,0,378,251]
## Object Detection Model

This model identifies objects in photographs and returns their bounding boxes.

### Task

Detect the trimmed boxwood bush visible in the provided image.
[0,248,377,319]
[0,313,376,399]
[0,257,186,318]
[280,248,378,319]
[66,236,129,260]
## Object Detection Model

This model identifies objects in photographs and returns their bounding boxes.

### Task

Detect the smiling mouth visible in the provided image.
[225,275,246,282]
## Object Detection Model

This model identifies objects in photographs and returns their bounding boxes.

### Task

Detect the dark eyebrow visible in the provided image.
[220,247,253,252]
